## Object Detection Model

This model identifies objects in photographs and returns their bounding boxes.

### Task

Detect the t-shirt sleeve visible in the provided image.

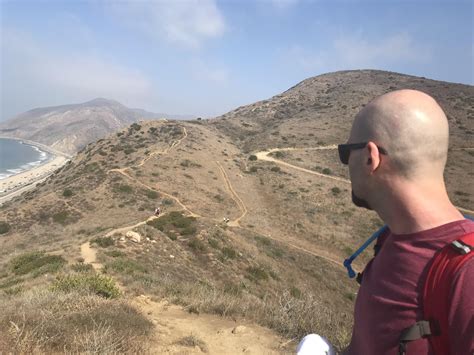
[449,258,474,354]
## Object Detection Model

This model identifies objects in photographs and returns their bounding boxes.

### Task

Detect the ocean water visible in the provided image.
[0,138,51,180]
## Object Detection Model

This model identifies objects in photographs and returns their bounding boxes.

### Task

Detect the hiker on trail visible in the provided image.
[154,207,161,216]
[337,90,474,354]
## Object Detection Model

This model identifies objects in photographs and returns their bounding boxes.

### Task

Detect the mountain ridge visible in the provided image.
[0,98,194,155]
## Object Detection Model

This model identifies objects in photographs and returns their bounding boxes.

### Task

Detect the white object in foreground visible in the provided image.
[296,334,336,355]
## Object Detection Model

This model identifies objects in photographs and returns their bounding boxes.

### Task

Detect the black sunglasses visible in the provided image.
[338,142,388,165]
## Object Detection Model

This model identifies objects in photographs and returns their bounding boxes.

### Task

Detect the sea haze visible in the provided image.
[0,138,51,179]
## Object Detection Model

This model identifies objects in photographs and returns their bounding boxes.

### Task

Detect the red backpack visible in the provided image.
[398,232,474,355]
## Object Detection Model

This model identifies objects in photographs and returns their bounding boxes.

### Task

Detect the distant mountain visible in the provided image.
[0,98,194,155]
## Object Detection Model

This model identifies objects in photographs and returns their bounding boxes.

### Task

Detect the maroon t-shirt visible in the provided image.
[347,219,474,355]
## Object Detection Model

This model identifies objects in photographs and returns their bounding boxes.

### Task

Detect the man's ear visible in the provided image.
[366,142,381,173]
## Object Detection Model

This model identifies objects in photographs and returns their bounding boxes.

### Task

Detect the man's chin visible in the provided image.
[351,190,373,210]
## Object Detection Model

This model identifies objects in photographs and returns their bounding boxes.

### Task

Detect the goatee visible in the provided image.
[351,190,373,210]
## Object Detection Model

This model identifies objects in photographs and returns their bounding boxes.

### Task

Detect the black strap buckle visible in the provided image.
[399,321,432,355]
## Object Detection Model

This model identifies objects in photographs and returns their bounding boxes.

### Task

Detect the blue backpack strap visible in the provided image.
[343,214,474,281]
[343,225,388,279]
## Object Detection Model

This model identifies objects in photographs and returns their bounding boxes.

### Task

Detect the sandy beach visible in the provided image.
[0,153,70,206]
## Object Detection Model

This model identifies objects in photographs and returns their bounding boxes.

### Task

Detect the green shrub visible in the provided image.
[62,189,73,197]
[322,168,332,175]
[208,238,219,249]
[248,155,257,161]
[249,166,258,173]
[52,274,120,299]
[246,266,269,282]
[290,286,302,299]
[214,194,224,202]
[0,277,23,289]
[188,238,206,252]
[71,263,94,273]
[0,221,10,234]
[270,166,281,172]
[4,285,23,295]
[116,184,133,194]
[275,151,285,158]
[105,258,148,275]
[146,190,159,199]
[255,235,271,246]
[166,231,178,240]
[147,211,196,237]
[221,247,237,259]
[131,123,142,131]
[181,226,197,236]
[105,250,126,258]
[10,251,66,277]
[52,211,69,225]
[331,187,341,196]
[92,236,114,248]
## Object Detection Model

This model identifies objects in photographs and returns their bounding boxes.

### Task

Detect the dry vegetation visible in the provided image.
[0,70,472,352]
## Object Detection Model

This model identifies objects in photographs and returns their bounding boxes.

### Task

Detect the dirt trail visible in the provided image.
[134,295,288,354]
[107,126,201,219]
[216,161,248,227]
[135,124,188,168]
[80,242,103,271]
[79,240,289,353]
[255,148,349,184]
[256,146,474,215]
[104,215,159,237]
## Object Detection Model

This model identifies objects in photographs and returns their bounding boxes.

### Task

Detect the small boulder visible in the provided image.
[126,231,141,243]
[232,325,246,334]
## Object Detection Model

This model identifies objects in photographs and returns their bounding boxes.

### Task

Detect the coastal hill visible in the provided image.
[0,70,472,353]
[0,98,193,155]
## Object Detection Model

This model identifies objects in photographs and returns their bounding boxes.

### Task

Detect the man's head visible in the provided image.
[341,89,450,210]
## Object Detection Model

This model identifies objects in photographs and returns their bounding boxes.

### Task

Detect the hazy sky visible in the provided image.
[1,0,472,120]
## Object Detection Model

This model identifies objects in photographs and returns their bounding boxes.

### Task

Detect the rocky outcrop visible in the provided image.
[126,231,142,243]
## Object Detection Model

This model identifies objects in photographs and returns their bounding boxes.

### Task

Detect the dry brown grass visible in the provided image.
[0,288,153,353]
[135,275,352,351]
[176,334,209,352]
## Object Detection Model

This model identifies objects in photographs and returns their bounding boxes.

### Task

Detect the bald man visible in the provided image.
[340,90,474,354]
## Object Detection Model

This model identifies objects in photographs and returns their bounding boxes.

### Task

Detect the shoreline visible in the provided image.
[0,137,71,205]
[0,135,73,159]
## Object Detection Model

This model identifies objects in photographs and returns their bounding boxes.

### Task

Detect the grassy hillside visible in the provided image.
[0,70,472,352]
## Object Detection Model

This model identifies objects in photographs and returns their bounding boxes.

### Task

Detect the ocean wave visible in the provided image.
[0,140,53,181]
[6,168,24,174]
[1,159,50,181]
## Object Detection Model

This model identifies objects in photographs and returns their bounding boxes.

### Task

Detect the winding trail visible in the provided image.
[255,146,474,215]
[97,135,474,272]
[216,161,247,227]
[106,126,201,219]
[256,147,349,184]
[104,215,159,238]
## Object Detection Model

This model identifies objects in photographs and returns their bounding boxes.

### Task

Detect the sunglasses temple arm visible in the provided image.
[343,226,388,279]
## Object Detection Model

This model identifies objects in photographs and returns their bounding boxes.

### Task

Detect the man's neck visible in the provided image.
[374,181,464,235]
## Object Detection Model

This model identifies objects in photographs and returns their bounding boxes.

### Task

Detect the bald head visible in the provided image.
[350,89,449,179]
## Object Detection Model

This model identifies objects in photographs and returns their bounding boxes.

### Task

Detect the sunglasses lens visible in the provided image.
[338,145,349,165]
